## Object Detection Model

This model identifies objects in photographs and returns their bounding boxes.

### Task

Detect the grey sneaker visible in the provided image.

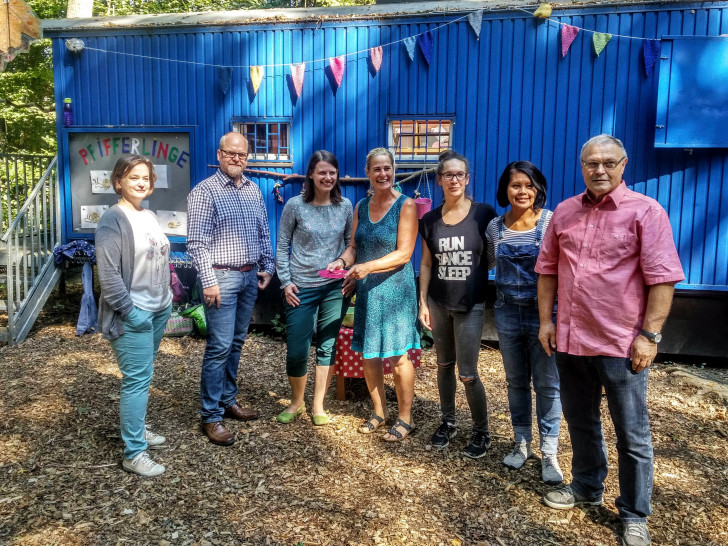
[431,422,457,448]
[541,453,564,485]
[144,425,166,446]
[503,440,532,469]
[543,484,603,510]
[622,522,651,546]
[122,451,165,477]
[464,432,491,459]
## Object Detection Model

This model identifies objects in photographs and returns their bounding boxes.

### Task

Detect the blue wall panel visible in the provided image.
[49,2,728,290]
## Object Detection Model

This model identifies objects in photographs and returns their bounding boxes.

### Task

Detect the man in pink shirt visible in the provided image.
[535,135,684,546]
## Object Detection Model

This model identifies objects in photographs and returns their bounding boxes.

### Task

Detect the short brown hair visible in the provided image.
[111,155,157,195]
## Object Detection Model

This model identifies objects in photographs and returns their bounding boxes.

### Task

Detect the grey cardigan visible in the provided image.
[96,205,169,340]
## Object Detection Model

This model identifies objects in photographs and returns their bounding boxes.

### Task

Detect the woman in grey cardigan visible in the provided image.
[275,150,353,425]
[96,155,172,477]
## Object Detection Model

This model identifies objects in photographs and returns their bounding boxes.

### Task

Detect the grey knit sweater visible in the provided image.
[96,205,170,340]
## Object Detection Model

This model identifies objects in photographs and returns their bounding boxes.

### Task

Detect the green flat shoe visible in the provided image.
[276,403,305,424]
[312,413,330,426]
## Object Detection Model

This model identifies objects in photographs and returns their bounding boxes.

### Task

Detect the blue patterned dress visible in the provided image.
[352,194,421,359]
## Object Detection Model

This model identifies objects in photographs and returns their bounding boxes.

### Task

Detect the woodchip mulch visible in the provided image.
[1,294,727,545]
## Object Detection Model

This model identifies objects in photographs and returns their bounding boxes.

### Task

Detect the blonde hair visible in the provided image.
[365,148,395,195]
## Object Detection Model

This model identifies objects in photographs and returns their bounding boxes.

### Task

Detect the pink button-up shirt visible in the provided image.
[535,182,684,357]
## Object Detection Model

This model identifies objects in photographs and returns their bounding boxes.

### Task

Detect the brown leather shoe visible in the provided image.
[224,402,260,421]
[202,421,235,446]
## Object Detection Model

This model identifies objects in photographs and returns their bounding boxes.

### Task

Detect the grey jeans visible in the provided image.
[428,298,489,435]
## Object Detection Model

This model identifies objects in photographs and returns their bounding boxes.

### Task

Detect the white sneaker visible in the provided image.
[122,451,165,477]
[541,453,564,485]
[503,440,533,469]
[144,425,166,446]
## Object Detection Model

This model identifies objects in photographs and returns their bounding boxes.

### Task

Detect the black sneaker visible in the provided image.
[464,432,491,459]
[431,421,457,448]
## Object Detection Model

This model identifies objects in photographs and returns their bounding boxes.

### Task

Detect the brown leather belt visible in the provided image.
[212,264,255,272]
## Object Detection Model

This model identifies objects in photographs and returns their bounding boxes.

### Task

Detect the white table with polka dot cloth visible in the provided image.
[334,327,422,400]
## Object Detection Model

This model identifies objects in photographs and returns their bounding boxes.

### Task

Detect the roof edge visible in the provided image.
[40,0,706,34]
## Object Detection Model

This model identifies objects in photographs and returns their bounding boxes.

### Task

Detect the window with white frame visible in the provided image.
[388,119,452,163]
[232,120,291,162]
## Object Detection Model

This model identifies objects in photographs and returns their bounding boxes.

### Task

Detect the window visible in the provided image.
[388,119,452,163]
[232,120,291,162]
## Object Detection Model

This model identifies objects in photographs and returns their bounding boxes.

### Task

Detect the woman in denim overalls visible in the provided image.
[486,161,563,485]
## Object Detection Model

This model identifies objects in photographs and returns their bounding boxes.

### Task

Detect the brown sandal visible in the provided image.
[358,413,386,434]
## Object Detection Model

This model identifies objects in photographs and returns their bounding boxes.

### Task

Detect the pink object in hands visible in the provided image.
[318,269,347,279]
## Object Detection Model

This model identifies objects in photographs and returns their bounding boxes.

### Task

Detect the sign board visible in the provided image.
[67,131,191,236]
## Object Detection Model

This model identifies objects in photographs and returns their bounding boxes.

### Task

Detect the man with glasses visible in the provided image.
[187,132,274,446]
[535,134,683,546]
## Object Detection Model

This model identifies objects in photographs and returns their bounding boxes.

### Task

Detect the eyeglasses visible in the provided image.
[220,149,249,160]
[581,157,626,171]
[440,172,468,181]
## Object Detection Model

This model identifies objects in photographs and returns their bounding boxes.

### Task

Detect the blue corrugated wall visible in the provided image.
[49,2,728,290]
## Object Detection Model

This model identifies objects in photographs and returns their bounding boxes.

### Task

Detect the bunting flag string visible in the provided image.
[467,10,483,39]
[370,46,383,73]
[290,62,305,97]
[403,36,416,61]
[76,4,670,102]
[250,65,264,94]
[593,32,612,56]
[329,56,345,87]
[643,39,660,76]
[418,31,434,65]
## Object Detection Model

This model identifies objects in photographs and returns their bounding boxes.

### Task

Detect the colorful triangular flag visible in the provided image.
[418,31,434,65]
[216,66,231,95]
[250,66,264,94]
[467,10,483,39]
[290,63,305,97]
[643,39,660,76]
[329,56,345,87]
[533,3,553,18]
[403,36,416,61]
[593,32,612,56]
[370,46,383,73]
[560,24,579,58]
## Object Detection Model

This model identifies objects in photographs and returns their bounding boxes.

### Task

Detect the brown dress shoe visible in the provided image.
[202,421,235,446]
[224,402,260,421]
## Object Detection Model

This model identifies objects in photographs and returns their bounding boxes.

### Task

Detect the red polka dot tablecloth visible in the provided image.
[334,327,422,378]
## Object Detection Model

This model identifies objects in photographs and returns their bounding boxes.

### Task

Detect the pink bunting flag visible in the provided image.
[560,24,579,58]
[370,46,383,73]
[290,63,305,97]
[250,65,264,94]
[329,56,345,87]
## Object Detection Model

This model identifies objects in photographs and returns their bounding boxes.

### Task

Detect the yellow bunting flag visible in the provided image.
[250,65,264,94]
[533,3,553,18]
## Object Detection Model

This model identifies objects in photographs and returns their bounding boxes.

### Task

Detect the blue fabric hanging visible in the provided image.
[403,36,416,61]
[76,261,98,336]
[53,240,96,265]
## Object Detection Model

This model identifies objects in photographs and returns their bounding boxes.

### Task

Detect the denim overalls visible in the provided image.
[493,211,561,453]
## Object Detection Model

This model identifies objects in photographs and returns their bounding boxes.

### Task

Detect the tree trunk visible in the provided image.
[66,0,93,18]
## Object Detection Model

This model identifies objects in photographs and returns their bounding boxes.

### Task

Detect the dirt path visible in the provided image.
[1,304,727,545]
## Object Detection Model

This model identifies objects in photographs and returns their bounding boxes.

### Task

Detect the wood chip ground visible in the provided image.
[1,289,727,545]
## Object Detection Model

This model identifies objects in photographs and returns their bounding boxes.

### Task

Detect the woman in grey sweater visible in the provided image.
[275,150,353,425]
[96,155,172,477]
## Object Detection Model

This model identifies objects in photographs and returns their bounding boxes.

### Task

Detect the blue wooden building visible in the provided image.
[42,0,728,356]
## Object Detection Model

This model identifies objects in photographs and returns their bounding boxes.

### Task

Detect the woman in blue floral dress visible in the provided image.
[330,147,420,441]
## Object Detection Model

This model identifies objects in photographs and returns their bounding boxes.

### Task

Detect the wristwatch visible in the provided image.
[640,329,662,343]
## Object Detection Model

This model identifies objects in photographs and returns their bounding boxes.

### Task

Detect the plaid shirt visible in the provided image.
[187,169,275,288]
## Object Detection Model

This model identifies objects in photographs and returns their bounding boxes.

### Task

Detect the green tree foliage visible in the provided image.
[0,0,372,155]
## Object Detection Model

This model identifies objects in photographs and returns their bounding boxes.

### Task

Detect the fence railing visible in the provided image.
[1,154,56,235]
[1,156,62,344]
